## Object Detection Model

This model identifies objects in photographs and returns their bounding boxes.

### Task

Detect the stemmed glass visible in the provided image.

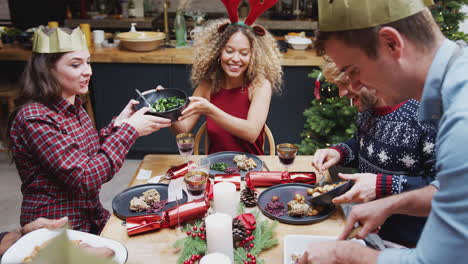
[176,133,194,163]
[276,143,298,172]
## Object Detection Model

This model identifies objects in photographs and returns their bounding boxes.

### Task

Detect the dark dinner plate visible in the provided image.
[112,183,188,220]
[257,183,335,225]
[206,151,263,177]
[308,180,354,206]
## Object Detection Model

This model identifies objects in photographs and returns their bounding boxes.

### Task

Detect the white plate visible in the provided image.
[283,235,365,264]
[1,228,127,264]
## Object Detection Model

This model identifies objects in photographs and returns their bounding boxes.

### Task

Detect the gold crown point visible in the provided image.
[33,27,88,53]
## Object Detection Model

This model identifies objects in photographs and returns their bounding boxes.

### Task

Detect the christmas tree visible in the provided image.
[298,70,357,155]
[431,0,468,41]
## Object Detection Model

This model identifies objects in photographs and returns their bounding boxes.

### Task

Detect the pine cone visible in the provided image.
[232,218,248,243]
[240,187,258,207]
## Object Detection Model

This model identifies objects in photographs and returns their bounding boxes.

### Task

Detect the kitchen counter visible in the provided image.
[0,44,324,66]
[65,18,318,31]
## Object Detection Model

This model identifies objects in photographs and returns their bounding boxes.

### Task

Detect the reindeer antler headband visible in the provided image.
[218,0,279,36]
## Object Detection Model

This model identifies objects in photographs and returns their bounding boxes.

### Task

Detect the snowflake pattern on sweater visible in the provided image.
[332,99,436,195]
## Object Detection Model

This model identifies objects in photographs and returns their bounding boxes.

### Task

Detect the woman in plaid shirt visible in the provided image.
[7,27,171,234]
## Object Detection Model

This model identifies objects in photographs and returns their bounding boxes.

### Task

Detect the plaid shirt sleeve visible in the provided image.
[20,115,138,195]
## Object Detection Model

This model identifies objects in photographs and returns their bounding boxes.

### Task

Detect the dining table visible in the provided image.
[100,154,347,264]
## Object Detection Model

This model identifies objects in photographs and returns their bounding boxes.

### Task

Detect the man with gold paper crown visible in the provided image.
[7,27,171,234]
[299,0,468,263]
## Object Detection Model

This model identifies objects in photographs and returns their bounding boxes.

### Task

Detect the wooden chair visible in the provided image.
[194,122,276,155]
[0,83,18,152]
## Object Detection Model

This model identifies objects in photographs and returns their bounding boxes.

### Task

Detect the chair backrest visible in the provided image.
[194,122,275,155]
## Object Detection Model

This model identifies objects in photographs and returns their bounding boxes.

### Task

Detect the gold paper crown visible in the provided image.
[32,27,88,53]
[318,0,434,32]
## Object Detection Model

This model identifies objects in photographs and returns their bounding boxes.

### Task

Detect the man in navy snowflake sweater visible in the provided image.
[313,61,436,247]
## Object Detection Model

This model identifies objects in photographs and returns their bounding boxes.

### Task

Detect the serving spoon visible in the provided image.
[135,89,156,112]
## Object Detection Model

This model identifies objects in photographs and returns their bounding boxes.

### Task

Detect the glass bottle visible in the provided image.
[174,9,187,46]
[128,0,136,18]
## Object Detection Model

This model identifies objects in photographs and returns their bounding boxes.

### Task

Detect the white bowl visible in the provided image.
[287,37,312,50]
[283,235,365,264]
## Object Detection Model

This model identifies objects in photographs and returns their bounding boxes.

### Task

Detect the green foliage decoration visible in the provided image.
[298,69,357,155]
[173,205,279,264]
[431,0,468,41]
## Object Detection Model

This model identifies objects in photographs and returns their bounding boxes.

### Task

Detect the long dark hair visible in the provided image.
[6,52,66,152]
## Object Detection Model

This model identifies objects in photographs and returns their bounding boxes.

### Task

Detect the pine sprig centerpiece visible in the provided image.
[173,205,278,264]
[174,220,207,264]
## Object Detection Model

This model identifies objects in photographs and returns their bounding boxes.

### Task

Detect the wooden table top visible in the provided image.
[100,154,346,264]
[0,44,324,66]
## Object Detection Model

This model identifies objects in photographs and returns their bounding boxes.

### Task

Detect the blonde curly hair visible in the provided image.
[191,19,283,94]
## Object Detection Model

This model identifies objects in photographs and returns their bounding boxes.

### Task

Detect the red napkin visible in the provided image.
[214,174,241,190]
[235,213,256,230]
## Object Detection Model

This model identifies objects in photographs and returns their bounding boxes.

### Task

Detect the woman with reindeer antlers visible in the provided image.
[171,0,283,155]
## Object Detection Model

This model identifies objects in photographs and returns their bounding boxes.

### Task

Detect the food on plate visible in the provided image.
[291,252,303,264]
[210,162,239,173]
[210,162,229,172]
[151,96,185,112]
[130,189,167,213]
[306,181,347,197]
[23,239,115,263]
[224,166,239,174]
[265,195,286,217]
[287,194,319,217]
[233,154,257,171]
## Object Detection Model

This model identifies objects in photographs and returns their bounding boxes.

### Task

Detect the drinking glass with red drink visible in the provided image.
[176,132,194,163]
[184,158,210,196]
[276,143,298,172]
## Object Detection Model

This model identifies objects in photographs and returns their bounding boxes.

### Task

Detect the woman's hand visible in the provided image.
[21,216,68,235]
[332,173,377,204]
[178,96,214,121]
[114,99,140,127]
[312,148,341,171]
[125,107,171,136]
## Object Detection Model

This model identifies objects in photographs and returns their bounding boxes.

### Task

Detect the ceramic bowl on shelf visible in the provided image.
[116,31,165,52]
[287,37,312,50]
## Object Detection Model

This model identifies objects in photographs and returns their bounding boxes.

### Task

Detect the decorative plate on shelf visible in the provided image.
[206,151,263,177]
[112,183,188,220]
[257,183,335,225]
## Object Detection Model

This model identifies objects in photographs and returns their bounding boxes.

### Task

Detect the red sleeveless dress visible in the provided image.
[207,87,264,155]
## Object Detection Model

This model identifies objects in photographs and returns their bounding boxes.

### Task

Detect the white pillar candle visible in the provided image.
[213,182,237,217]
[200,253,232,264]
[205,213,234,262]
